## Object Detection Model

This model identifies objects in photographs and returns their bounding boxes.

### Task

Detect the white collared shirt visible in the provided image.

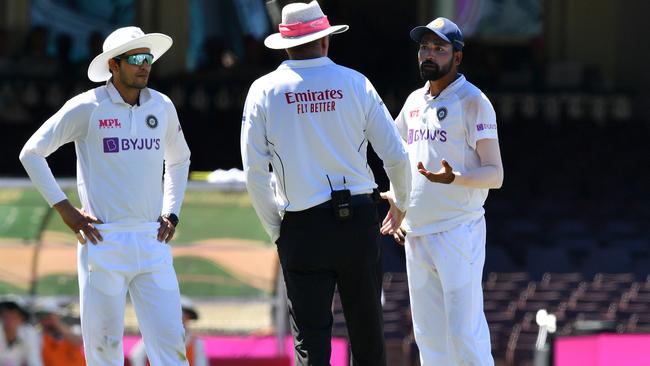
[20,81,191,223]
[396,74,498,235]
[0,322,43,366]
[241,57,411,241]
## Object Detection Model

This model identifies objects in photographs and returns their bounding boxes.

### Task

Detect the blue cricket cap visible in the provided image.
[410,17,464,51]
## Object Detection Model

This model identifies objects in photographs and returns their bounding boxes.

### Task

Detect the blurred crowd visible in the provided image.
[0,25,281,80]
[0,25,289,174]
[0,294,83,366]
[0,294,205,366]
[0,24,637,178]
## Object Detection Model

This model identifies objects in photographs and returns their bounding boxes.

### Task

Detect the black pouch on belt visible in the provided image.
[331,189,353,220]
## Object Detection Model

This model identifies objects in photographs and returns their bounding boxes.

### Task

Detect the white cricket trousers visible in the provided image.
[77,222,189,366]
[405,217,494,366]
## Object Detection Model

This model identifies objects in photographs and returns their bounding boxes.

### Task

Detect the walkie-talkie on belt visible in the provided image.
[327,175,352,220]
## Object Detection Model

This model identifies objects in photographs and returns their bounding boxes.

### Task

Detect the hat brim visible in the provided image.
[34,305,66,317]
[409,26,451,44]
[87,33,173,82]
[182,308,199,320]
[264,25,348,50]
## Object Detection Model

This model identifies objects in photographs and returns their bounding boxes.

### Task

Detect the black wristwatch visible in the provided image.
[162,213,179,227]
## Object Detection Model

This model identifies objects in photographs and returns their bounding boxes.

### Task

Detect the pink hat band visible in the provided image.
[279,16,330,37]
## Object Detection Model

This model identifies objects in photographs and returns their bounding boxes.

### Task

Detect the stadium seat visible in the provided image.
[593,273,636,285]
[580,249,634,277]
[526,247,573,279]
[547,219,592,240]
[486,272,531,284]
[484,247,520,274]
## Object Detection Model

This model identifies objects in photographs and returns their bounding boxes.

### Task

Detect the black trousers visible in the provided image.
[277,198,386,366]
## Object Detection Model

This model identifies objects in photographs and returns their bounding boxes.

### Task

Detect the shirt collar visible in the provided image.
[277,56,334,70]
[422,73,466,100]
[106,80,151,106]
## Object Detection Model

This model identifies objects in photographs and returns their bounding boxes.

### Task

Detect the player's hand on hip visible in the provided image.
[53,199,103,245]
[380,191,406,235]
[157,216,176,243]
[417,160,455,184]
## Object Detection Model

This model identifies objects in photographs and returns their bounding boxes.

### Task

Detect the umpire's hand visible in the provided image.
[392,226,406,245]
[53,199,103,245]
[380,190,406,236]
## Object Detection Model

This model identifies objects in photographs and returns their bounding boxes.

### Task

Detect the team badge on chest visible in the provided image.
[145,115,158,129]
[437,107,448,121]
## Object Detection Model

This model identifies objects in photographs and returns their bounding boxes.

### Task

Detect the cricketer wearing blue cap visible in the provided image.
[382,17,503,366]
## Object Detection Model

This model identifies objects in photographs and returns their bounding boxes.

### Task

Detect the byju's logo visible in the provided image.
[102,137,161,153]
[103,137,119,153]
[476,123,497,131]
[406,128,447,144]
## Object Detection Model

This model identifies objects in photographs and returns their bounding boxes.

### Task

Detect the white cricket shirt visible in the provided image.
[0,322,42,366]
[396,74,498,236]
[19,81,191,224]
[241,57,411,241]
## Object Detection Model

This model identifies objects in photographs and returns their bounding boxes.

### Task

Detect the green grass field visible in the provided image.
[34,273,78,295]
[175,256,267,297]
[0,188,52,240]
[0,188,269,244]
[0,257,269,297]
[0,281,26,294]
[0,186,272,297]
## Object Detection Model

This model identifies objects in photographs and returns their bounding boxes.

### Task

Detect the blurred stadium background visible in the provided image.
[1,0,649,365]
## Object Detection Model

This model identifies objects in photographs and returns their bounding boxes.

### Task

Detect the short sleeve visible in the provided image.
[465,93,498,149]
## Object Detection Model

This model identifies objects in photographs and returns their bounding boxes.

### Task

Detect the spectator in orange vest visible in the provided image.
[34,298,84,366]
[129,296,207,366]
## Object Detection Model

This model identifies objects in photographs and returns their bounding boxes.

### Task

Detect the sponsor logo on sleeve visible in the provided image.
[409,109,420,118]
[476,123,497,131]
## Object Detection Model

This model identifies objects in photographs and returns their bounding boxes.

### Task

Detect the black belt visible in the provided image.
[311,192,377,210]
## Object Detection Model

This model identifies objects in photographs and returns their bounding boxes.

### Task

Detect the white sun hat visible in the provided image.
[264,1,348,50]
[87,26,173,82]
[180,295,199,320]
[33,297,67,316]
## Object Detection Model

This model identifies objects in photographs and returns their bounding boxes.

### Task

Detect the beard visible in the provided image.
[419,59,453,81]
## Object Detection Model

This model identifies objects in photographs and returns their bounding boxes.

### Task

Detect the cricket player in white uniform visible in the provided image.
[382,18,503,365]
[242,2,411,365]
[19,27,191,366]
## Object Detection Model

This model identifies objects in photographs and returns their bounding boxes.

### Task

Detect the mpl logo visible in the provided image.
[409,109,420,118]
[103,137,119,153]
[99,119,121,129]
